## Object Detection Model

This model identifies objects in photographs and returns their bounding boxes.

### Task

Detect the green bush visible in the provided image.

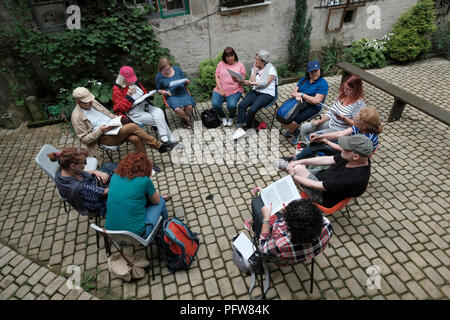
[189,53,222,102]
[345,37,387,69]
[433,21,450,60]
[319,38,346,76]
[386,0,436,62]
[288,0,312,72]
[0,2,170,113]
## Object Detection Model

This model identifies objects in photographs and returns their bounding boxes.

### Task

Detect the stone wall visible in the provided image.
[151,0,419,75]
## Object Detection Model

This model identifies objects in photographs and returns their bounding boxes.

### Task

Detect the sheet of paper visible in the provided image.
[260,175,301,215]
[133,90,157,106]
[104,116,122,136]
[227,68,244,81]
[129,85,144,101]
[169,78,188,87]
[233,233,256,261]
[320,102,339,116]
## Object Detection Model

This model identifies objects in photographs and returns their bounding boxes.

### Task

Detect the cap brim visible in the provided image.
[125,76,137,83]
[79,92,95,103]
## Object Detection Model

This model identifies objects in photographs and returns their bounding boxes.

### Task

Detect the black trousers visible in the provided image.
[251,196,282,239]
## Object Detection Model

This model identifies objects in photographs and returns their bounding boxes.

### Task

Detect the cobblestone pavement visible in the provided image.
[0,58,448,300]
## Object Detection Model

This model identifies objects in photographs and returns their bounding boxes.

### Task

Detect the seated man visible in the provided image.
[286,134,372,208]
[246,196,333,266]
[71,87,174,160]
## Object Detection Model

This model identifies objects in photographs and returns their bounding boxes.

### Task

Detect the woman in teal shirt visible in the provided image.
[105,153,169,237]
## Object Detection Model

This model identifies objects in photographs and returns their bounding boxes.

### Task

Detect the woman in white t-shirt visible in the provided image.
[234,50,277,131]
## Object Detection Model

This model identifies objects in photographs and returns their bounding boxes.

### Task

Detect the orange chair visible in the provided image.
[300,190,353,217]
[161,87,200,125]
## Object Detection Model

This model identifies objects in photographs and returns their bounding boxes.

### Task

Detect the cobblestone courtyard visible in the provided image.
[0,58,448,300]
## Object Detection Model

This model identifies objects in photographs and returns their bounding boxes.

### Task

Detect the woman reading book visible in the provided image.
[156,58,196,129]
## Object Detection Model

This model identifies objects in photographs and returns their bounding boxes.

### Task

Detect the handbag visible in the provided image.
[103,229,149,281]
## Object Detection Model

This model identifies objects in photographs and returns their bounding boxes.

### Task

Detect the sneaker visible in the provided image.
[172,141,184,150]
[283,130,292,138]
[222,118,228,126]
[272,158,289,170]
[244,219,254,236]
[158,141,173,153]
[290,129,300,146]
[227,118,233,127]
[152,165,161,174]
[281,156,293,162]
[233,128,246,140]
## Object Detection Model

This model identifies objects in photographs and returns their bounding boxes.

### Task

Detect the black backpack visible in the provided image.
[201,109,220,128]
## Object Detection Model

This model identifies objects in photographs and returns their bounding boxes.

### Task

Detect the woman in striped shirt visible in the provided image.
[280,107,382,163]
[299,74,366,143]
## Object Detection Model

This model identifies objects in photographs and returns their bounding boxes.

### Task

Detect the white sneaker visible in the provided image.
[272,158,289,170]
[227,118,233,126]
[232,128,246,140]
[222,118,228,126]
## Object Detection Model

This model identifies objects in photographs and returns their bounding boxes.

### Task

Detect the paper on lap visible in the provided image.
[227,68,244,80]
[104,116,122,136]
[169,78,188,87]
[132,90,156,106]
[260,175,301,215]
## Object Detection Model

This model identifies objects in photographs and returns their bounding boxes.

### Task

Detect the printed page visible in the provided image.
[233,233,256,260]
[129,85,144,101]
[227,68,244,81]
[133,90,157,106]
[260,175,301,215]
[320,102,339,116]
[104,116,122,136]
[169,78,188,87]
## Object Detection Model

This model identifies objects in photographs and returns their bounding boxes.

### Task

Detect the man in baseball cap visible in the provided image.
[285,134,372,208]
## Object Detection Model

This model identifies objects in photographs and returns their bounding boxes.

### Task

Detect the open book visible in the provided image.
[227,68,244,81]
[104,116,122,136]
[169,78,188,87]
[132,90,156,106]
[260,175,301,215]
[233,233,256,260]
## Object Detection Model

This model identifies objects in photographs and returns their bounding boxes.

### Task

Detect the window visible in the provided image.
[124,0,190,18]
[343,9,355,23]
[31,0,68,33]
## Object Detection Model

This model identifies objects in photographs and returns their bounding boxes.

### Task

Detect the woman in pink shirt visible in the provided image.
[212,47,246,127]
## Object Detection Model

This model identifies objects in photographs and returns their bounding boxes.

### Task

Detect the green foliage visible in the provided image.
[319,38,347,76]
[189,53,222,102]
[288,0,312,72]
[0,2,170,115]
[433,21,450,60]
[345,37,388,69]
[386,0,436,62]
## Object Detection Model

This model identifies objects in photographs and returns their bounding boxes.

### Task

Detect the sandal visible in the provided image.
[162,193,172,201]
[182,118,192,129]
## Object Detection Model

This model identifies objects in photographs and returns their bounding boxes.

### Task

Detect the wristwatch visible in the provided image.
[300,92,304,97]
[262,219,270,225]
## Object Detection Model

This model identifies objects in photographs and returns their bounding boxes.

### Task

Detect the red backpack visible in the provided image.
[160,218,199,273]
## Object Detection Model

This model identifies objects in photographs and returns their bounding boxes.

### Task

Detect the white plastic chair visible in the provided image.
[98,144,121,162]
[35,144,98,211]
[90,215,163,280]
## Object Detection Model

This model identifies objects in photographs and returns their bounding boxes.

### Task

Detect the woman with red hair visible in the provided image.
[105,153,170,237]
[299,74,365,144]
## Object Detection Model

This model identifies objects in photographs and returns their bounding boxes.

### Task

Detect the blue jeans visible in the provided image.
[237,90,274,128]
[143,195,168,238]
[293,104,321,124]
[212,91,241,119]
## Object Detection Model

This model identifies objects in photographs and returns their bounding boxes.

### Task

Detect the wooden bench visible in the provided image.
[337,62,450,126]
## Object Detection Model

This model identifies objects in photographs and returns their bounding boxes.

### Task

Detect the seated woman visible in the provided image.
[212,47,246,127]
[245,195,333,266]
[112,65,178,149]
[280,60,329,145]
[48,147,110,217]
[299,74,366,144]
[233,50,277,135]
[278,107,382,164]
[105,152,169,238]
[156,58,196,129]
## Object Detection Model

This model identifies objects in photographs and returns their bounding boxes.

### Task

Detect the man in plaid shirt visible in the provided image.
[247,197,333,266]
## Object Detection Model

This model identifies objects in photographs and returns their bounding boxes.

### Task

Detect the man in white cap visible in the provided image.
[71,87,173,160]
[286,134,372,207]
